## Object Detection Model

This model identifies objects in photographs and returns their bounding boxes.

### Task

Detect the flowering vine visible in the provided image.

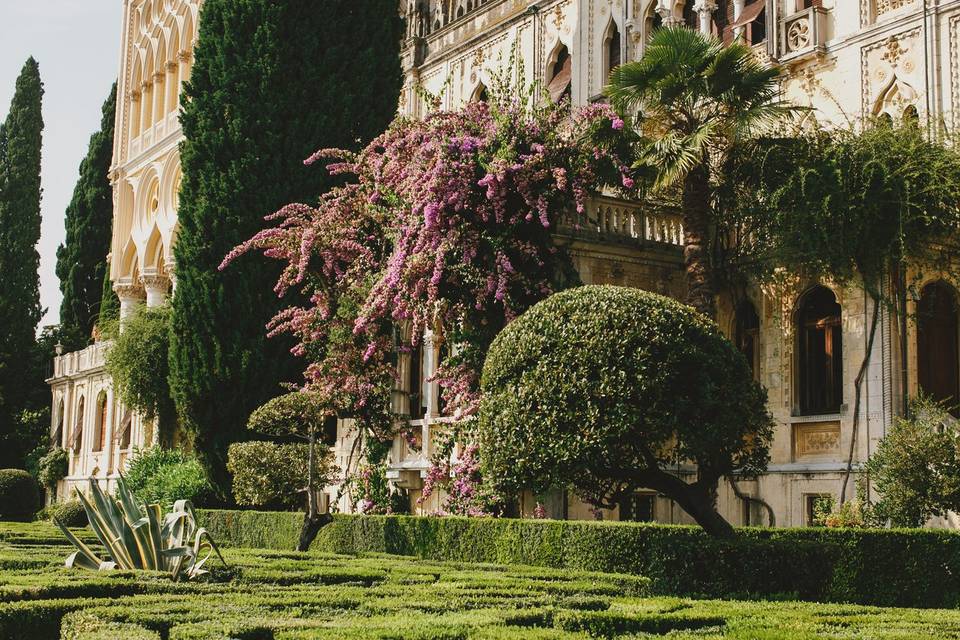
[223,86,636,509]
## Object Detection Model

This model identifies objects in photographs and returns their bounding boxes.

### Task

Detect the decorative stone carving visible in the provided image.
[793,421,842,459]
[140,274,171,308]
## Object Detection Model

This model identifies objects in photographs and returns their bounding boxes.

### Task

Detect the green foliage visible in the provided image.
[104,305,176,444]
[737,121,960,291]
[478,285,772,535]
[55,82,117,350]
[42,499,87,528]
[227,441,323,510]
[3,518,960,637]
[169,0,404,496]
[866,397,960,527]
[36,448,68,489]
[124,447,214,510]
[246,392,331,439]
[0,469,40,520]
[0,58,45,468]
[55,478,225,581]
[606,27,794,317]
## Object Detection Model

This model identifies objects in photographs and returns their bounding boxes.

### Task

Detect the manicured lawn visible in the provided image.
[0,521,958,639]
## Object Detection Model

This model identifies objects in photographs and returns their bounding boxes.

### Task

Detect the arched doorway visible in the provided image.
[917,281,959,412]
[797,286,843,415]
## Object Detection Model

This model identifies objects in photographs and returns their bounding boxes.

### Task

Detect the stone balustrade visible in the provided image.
[559,196,684,247]
[51,341,112,380]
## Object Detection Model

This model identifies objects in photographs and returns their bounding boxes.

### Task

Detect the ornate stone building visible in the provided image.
[47,0,200,498]
[49,0,960,529]
[376,0,960,527]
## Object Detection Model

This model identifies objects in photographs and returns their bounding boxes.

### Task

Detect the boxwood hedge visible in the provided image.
[198,509,960,608]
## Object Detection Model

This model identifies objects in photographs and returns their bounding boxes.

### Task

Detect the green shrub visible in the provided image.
[124,448,214,509]
[45,500,88,528]
[478,286,773,537]
[0,469,41,521]
[36,448,68,489]
[227,441,310,511]
[60,610,160,640]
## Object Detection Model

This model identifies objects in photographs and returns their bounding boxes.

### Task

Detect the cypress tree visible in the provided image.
[0,58,44,467]
[170,0,403,494]
[56,83,117,350]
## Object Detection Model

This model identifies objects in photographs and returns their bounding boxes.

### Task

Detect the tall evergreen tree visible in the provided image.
[56,83,117,350]
[0,58,44,467]
[170,0,403,494]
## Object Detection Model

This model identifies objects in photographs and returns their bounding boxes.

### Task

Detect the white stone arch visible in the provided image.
[600,14,623,87]
[544,39,573,104]
[134,168,162,237]
[143,224,166,274]
[118,238,141,282]
[873,75,919,120]
[468,78,490,103]
[129,54,144,140]
[141,43,156,133]
[153,27,168,120]
[158,151,181,228]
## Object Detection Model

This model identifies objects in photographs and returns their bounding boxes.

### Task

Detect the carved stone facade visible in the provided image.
[47,0,201,502]
[377,0,960,528]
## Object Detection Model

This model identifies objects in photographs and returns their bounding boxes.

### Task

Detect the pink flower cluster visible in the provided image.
[223,98,633,437]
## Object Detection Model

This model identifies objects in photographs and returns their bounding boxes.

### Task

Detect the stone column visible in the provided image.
[694,0,717,35]
[114,282,145,328]
[657,6,684,27]
[732,0,746,40]
[141,274,170,308]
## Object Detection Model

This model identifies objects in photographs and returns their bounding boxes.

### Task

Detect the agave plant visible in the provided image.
[54,476,225,581]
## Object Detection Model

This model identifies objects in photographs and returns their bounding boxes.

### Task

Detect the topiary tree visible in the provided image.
[123,447,215,510]
[246,392,337,550]
[478,285,773,538]
[169,0,405,498]
[866,397,960,527]
[104,305,175,446]
[37,447,68,489]
[228,441,334,512]
[0,468,41,520]
[55,82,116,350]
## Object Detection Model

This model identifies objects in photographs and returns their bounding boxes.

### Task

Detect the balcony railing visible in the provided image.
[779,7,827,62]
[406,0,498,40]
[51,341,112,380]
[558,196,684,247]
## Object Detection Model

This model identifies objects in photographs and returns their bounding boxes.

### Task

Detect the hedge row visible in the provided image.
[198,510,960,608]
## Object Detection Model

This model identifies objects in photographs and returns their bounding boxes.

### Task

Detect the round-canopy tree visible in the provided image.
[478,285,773,538]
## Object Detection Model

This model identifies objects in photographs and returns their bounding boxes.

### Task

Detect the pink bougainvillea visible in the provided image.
[224,93,635,489]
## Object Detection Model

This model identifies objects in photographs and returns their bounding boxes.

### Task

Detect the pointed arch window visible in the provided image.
[797,286,843,415]
[605,21,622,79]
[547,46,572,105]
[71,397,85,454]
[736,301,761,381]
[54,399,65,447]
[94,392,108,452]
[409,340,426,420]
[917,281,959,413]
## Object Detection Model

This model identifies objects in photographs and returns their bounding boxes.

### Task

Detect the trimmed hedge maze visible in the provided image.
[3,521,960,639]
[202,510,960,608]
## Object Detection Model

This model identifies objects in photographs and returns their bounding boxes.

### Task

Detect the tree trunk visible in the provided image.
[628,467,736,538]
[681,164,716,320]
[297,511,333,552]
[296,427,332,552]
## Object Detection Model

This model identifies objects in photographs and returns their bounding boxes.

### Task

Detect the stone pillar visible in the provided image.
[732,0,746,40]
[694,0,717,35]
[141,274,170,308]
[657,6,684,27]
[114,282,145,328]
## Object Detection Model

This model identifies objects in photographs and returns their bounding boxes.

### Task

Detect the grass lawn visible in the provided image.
[0,521,958,639]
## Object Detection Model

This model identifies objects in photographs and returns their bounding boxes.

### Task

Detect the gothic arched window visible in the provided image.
[94,392,108,452]
[736,300,761,381]
[797,286,843,415]
[71,397,85,454]
[605,21,621,80]
[918,281,960,412]
[547,45,572,105]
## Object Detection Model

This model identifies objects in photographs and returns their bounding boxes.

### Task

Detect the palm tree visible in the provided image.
[606,27,794,319]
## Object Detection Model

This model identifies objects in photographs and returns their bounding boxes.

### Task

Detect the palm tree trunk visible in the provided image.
[681,164,716,320]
